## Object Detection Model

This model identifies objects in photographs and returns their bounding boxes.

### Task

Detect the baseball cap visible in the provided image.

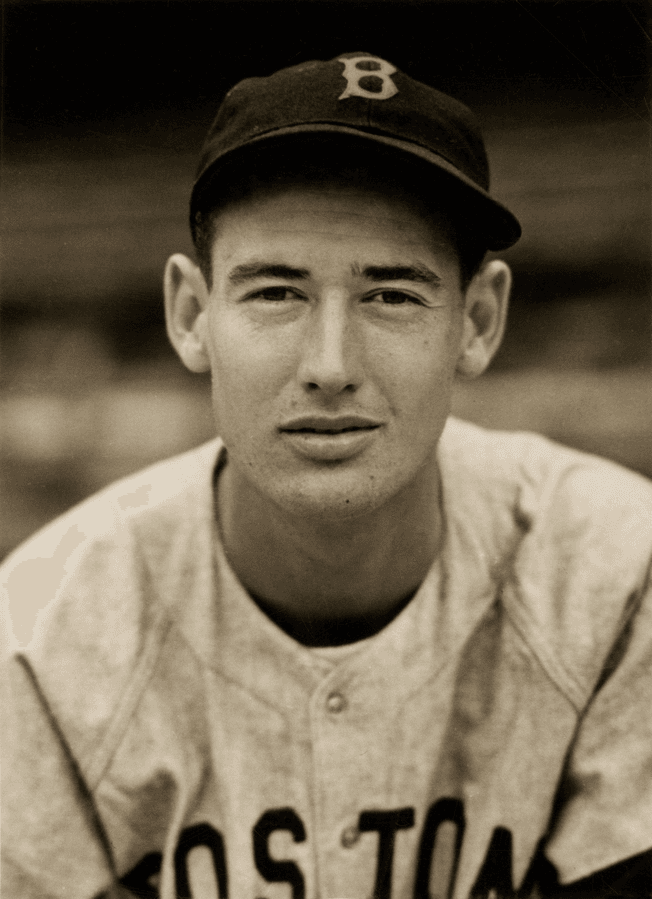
[191,52,521,250]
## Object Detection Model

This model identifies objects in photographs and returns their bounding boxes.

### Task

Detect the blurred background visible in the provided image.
[2,0,651,559]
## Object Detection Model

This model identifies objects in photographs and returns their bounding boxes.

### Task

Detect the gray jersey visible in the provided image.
[3,418,652,899]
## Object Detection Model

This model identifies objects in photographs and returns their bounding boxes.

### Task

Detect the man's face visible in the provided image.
[200,182,468,521]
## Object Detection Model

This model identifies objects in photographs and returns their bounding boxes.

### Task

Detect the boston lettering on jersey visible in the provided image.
[119,798,535,899]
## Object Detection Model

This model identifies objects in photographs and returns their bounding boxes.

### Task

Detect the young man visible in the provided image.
[2,53,652,899]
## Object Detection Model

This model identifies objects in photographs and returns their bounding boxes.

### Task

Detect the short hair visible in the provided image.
[190,135,487,292]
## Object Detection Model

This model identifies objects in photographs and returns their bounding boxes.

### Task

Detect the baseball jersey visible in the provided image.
[3,417,652,899]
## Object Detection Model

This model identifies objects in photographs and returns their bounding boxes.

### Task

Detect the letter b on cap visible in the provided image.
[338,56,398,101]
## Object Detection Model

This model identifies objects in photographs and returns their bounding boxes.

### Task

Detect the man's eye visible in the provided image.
[371,290,420,305]
[250,287,300,302]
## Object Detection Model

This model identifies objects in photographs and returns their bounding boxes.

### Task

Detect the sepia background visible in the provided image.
[2,0,650,560]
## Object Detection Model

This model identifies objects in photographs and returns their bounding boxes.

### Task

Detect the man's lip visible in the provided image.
[279,415,382,433]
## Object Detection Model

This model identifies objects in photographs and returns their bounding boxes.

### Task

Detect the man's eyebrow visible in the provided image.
[228,262,311,285]
[356,263,442,286]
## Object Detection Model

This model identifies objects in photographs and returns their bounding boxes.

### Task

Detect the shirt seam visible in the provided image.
[170,610,317,726]
[82,441,222,789]
[84,606,174,790]
[500,585,588,714]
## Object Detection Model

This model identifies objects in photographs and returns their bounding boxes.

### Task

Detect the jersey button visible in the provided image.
[326,691,347,714]
[340,825,360,848]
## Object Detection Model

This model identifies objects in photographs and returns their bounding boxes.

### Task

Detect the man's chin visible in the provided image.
[267,470,397,524]
[224,447,433,527]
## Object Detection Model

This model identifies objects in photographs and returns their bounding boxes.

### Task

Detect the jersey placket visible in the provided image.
[310,661,382,899]
[305,564,446,899]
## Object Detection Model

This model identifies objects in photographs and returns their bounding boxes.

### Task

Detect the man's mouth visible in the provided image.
[278,416,382,460]
[290,426,378,435]
[280,416,382,434]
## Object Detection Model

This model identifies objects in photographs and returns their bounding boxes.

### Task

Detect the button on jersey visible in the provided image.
[325,691,347,714]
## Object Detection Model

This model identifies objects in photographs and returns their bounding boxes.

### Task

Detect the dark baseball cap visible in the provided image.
[191,52,521,250]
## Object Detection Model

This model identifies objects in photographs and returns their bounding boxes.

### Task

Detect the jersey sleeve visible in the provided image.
[544,566,652,884]
[0,485,159,898]
[1,644,116,899]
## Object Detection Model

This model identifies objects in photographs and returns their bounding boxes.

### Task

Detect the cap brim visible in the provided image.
[191,123,521,251]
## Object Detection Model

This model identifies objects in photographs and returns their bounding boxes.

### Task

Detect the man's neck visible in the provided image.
[215,460,444,646]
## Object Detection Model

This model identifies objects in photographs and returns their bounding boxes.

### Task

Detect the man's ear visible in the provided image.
[164,253,211,373]
[455,259,511,379]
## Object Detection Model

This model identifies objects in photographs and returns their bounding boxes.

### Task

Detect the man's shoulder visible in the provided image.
[442,417,652,705]
[2,439,221,573]
[440,416,652,579]
[1,438,222,652]
[1,439,222,782]
[441,416,652,517]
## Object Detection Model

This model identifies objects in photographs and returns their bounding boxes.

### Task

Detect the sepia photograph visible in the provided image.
[2,1,651,897]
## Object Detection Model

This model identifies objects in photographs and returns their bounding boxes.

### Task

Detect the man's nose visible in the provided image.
[297,296,363,396]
